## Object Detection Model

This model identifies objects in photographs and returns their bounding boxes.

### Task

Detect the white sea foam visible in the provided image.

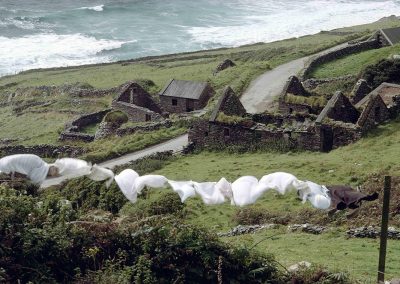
[187,0,400,47]
[78,5,104,12]
[0,33,125,76]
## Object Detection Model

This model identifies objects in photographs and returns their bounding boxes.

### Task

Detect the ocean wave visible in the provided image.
[0,16,54,32]
[186,0,400,47]
[78,5,104,12]
[0,33,126,76]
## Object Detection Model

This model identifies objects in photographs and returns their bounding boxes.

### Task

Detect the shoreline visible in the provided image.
[2,16,399,81]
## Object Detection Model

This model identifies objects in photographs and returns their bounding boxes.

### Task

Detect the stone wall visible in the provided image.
[0,145,85,158]
[331,124,362,149]
[116,82,162,114]
[112,101,163,123]
[59,132,94,142]
[299,40,380,80]
[189,120,322,152]
[303,75,356,90]
[116,120,173,136]
[357,96,390,131]
[278,101,313,115]
[351,79,371,104]
[282,76,308,96]
[60,109,111,142]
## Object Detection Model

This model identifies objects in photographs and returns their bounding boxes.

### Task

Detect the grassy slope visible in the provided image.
[1,18,399,146]
[311,44,400,78]
[134,118,400,282]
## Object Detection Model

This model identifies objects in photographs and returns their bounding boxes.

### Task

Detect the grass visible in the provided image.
[311,44,400,79]
[223,229,400,283]
[80,126,186,163]
[124,117,400,282]
[1,18,400,146]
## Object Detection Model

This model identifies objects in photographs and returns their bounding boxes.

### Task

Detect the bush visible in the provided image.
[233,207,290,225]
[103,110,129,125]
[0,187,284,283]
[362,59,400,89]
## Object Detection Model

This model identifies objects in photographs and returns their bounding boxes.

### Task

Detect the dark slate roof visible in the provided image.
[159,79,208,100]
[380,27,400,45]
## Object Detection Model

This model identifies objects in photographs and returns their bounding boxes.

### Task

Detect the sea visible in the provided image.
[1,0,400,76]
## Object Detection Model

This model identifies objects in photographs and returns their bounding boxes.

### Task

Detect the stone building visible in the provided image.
[112,82,163,122]
[278,76,320,115]
[373,27,400,46]
[189,80,400,153]
[351,79,372,104]
[355,82,400,130]
[159,79,214,113]
[316,91,360,124]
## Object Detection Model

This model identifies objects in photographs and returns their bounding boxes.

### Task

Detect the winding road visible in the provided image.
[40,134,188,188]
[240,43,348,113]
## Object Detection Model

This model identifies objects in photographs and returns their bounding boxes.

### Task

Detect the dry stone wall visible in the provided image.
[60,109,111,142]
[299,40,379,80]
[0,145,85,158]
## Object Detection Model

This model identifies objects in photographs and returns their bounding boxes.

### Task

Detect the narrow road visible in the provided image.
[240,43,349,113]
[41,134,188,188]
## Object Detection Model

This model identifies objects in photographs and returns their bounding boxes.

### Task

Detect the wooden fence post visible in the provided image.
[377,176,391,283]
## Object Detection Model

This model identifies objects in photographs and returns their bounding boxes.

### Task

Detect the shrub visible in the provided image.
[233,207,290,225]
[362,59,400,89]
[103,110,129,125]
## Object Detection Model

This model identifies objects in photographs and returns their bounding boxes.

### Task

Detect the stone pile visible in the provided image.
[287,223,326,234]
[346,226,400,239]
[217,224,277,237]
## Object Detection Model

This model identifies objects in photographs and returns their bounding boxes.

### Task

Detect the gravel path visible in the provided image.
[41,134,188,188]
[240,43,348,113]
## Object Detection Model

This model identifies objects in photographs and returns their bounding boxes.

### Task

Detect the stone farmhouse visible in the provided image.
[159,79,214,113]
[189,81,400,152]
[112,82,164,122]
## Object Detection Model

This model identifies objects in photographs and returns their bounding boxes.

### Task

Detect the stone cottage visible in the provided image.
[373,27,400,46]
[112,82,163,122]
[355,82,400,130]
[278,76,322,115]
[190,80,400,153]
[159,79,214,113]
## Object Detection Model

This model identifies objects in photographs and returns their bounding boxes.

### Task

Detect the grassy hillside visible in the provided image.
[1,18,400,147]
[143,118,400,282]
[311,44,400,78]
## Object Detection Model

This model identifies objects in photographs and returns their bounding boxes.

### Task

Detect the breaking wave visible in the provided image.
[0,33,126,76]
[78,5,105,12]
[187,0,400,47]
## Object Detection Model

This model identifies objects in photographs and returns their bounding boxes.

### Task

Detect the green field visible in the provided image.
[311,44,400,79]
[1,18,400,147]
[2,17,400,282]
